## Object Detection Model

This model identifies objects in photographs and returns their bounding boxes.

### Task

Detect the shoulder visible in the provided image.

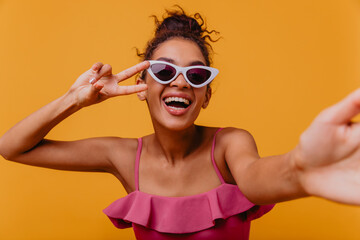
[107,136,139,150]
[103,136,139,165]
[216,127,254,139]
[205,127,259,184]
[90,136,139,174]
[215,127,258,152]
[99,137,140,192]
[215,127,260,170]
[199,126,257,156]
[93,136,139,158]
[205,127,261,187]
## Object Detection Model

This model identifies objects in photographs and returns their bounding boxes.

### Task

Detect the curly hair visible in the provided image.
[137,6,220,71]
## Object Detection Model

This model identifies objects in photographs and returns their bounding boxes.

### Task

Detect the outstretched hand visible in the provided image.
[68,61,149,108]
[295,89,360,205]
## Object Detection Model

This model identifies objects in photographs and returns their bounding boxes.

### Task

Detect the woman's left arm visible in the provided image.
[225,88,360,205]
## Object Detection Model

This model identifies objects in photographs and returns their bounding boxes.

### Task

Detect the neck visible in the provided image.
[149,124,204,165]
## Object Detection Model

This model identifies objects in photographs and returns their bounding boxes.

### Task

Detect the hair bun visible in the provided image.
[137,6,220,66]
[156,13,203,37]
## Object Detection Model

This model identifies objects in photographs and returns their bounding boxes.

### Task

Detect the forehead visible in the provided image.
[151,38,206,66]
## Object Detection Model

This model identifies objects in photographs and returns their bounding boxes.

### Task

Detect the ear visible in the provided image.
[202,86,212,109]
[136,78,147,101]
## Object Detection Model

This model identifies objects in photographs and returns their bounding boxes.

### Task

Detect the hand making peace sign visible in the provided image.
[68,61,149,108]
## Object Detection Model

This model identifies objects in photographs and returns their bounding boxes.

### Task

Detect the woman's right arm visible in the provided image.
[0,61,149,173]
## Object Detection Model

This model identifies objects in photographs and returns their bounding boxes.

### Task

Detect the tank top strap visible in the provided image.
[211,128,226,184]
[135,138,143,191]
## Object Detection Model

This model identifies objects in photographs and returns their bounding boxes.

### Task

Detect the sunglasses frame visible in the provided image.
[147,60,219,88]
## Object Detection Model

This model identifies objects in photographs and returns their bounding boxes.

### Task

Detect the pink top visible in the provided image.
[103,129,274,239]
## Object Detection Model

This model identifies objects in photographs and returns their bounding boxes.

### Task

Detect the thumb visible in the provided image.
[317,88,360,124]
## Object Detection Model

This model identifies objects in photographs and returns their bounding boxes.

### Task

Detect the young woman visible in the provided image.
[1,8,360,240]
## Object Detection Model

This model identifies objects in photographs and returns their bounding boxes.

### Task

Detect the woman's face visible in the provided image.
[138,38,212,131]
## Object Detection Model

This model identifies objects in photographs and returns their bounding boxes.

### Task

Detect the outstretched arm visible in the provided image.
[0,61,149,172]
[225,89,360,205]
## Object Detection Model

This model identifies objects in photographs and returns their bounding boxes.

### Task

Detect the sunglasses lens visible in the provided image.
[186,68,211,85]
[150,63,176,81]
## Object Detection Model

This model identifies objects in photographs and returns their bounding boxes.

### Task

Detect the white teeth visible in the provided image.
[168,106,184,110]
[164,97,190,105]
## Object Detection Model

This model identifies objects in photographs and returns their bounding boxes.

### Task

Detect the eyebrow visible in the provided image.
[156,57,206,66]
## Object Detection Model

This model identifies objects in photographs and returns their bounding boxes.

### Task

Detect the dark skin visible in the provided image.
[1,37,360,205]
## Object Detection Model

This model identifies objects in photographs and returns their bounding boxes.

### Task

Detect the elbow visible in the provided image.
[0,147,8,160]
[0,152,12,161]
[0,138,14,160]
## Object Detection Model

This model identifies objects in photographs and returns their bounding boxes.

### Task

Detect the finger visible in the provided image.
[113,84,148,96]
[93,81,104,91]
[89,62,104,84]
[97,64,112,78]
[317,88,360,124]
[115,61,150,83]
[90,63,112,85]
[90,62,103,73]
[350,122,360,142]
[87,81,104,98]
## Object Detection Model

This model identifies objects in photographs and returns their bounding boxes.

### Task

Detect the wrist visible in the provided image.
[57,91,83,117]
[290,146,311,198]
[63,89,84,112]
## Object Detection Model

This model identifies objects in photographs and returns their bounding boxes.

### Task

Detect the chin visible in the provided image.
[154,118,196,132]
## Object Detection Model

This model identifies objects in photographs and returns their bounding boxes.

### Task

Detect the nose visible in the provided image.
[169,73,190,88]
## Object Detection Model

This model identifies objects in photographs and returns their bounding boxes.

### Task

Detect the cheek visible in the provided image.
[145,82,165,104]
[145,75,161,88]
[195,89,208,102]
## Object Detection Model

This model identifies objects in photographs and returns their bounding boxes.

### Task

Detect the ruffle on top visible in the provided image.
[103,183,274,234]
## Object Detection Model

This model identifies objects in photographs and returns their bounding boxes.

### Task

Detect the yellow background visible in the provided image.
[1,0,360,239]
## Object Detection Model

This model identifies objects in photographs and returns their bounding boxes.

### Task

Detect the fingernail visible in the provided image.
[89,78,96,84]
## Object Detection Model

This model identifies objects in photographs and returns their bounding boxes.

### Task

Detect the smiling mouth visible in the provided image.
[163,97,192,110]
